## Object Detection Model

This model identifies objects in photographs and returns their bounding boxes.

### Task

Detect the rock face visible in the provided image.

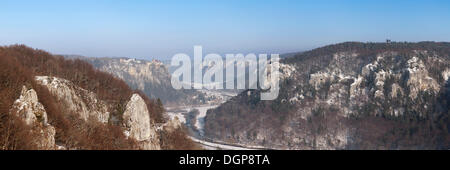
[93,58,170,91]
[12,86,48,126]
[80,57,195,105]
[73,56,223,106]
[123,94,160,150]
[10,86,55,149]
[205,42,450,150]
[406,56,440,99]
[35,76,109,123]
[35,76,162,150]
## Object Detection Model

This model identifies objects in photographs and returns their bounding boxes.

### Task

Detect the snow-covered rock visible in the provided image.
[204,45,450,150]
[406,56,440,99]
[442,68,450,81]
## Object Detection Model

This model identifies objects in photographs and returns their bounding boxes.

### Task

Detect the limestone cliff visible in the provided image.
[35,76,162,150]
[10,86,55,149]
[0,45,194,150]
[123,94,160,150]
[81,57,205,106]
[35,76,110,123]
[205,42,450,149]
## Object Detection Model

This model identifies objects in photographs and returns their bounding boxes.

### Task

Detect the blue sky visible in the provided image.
[1,0,449,59]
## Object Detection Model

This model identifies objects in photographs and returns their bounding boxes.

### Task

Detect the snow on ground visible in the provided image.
[164,90,263,150]
[166,111,186,124]
[166,104,270,150]
[193,105,218,136]
[189,137,256,150]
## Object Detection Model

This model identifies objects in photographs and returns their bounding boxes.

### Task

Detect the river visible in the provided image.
[166,104,267,150]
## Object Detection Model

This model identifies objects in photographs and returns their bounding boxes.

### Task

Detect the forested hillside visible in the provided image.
[0,45,197,150]
[205,42,450,149]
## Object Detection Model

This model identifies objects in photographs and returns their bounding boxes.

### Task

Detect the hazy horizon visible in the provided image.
[1,0,450,60]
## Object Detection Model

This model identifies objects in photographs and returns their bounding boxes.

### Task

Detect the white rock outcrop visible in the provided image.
[34,76,162,149]
[122,94,160,150]
[390,83,403,98]
[442,68,450,81]
[406,57,440,99]
[309,72,333,90]
[35,76,109,123]
[93,58,169,92]
[11,86,47,125]
[10,86,55,149]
